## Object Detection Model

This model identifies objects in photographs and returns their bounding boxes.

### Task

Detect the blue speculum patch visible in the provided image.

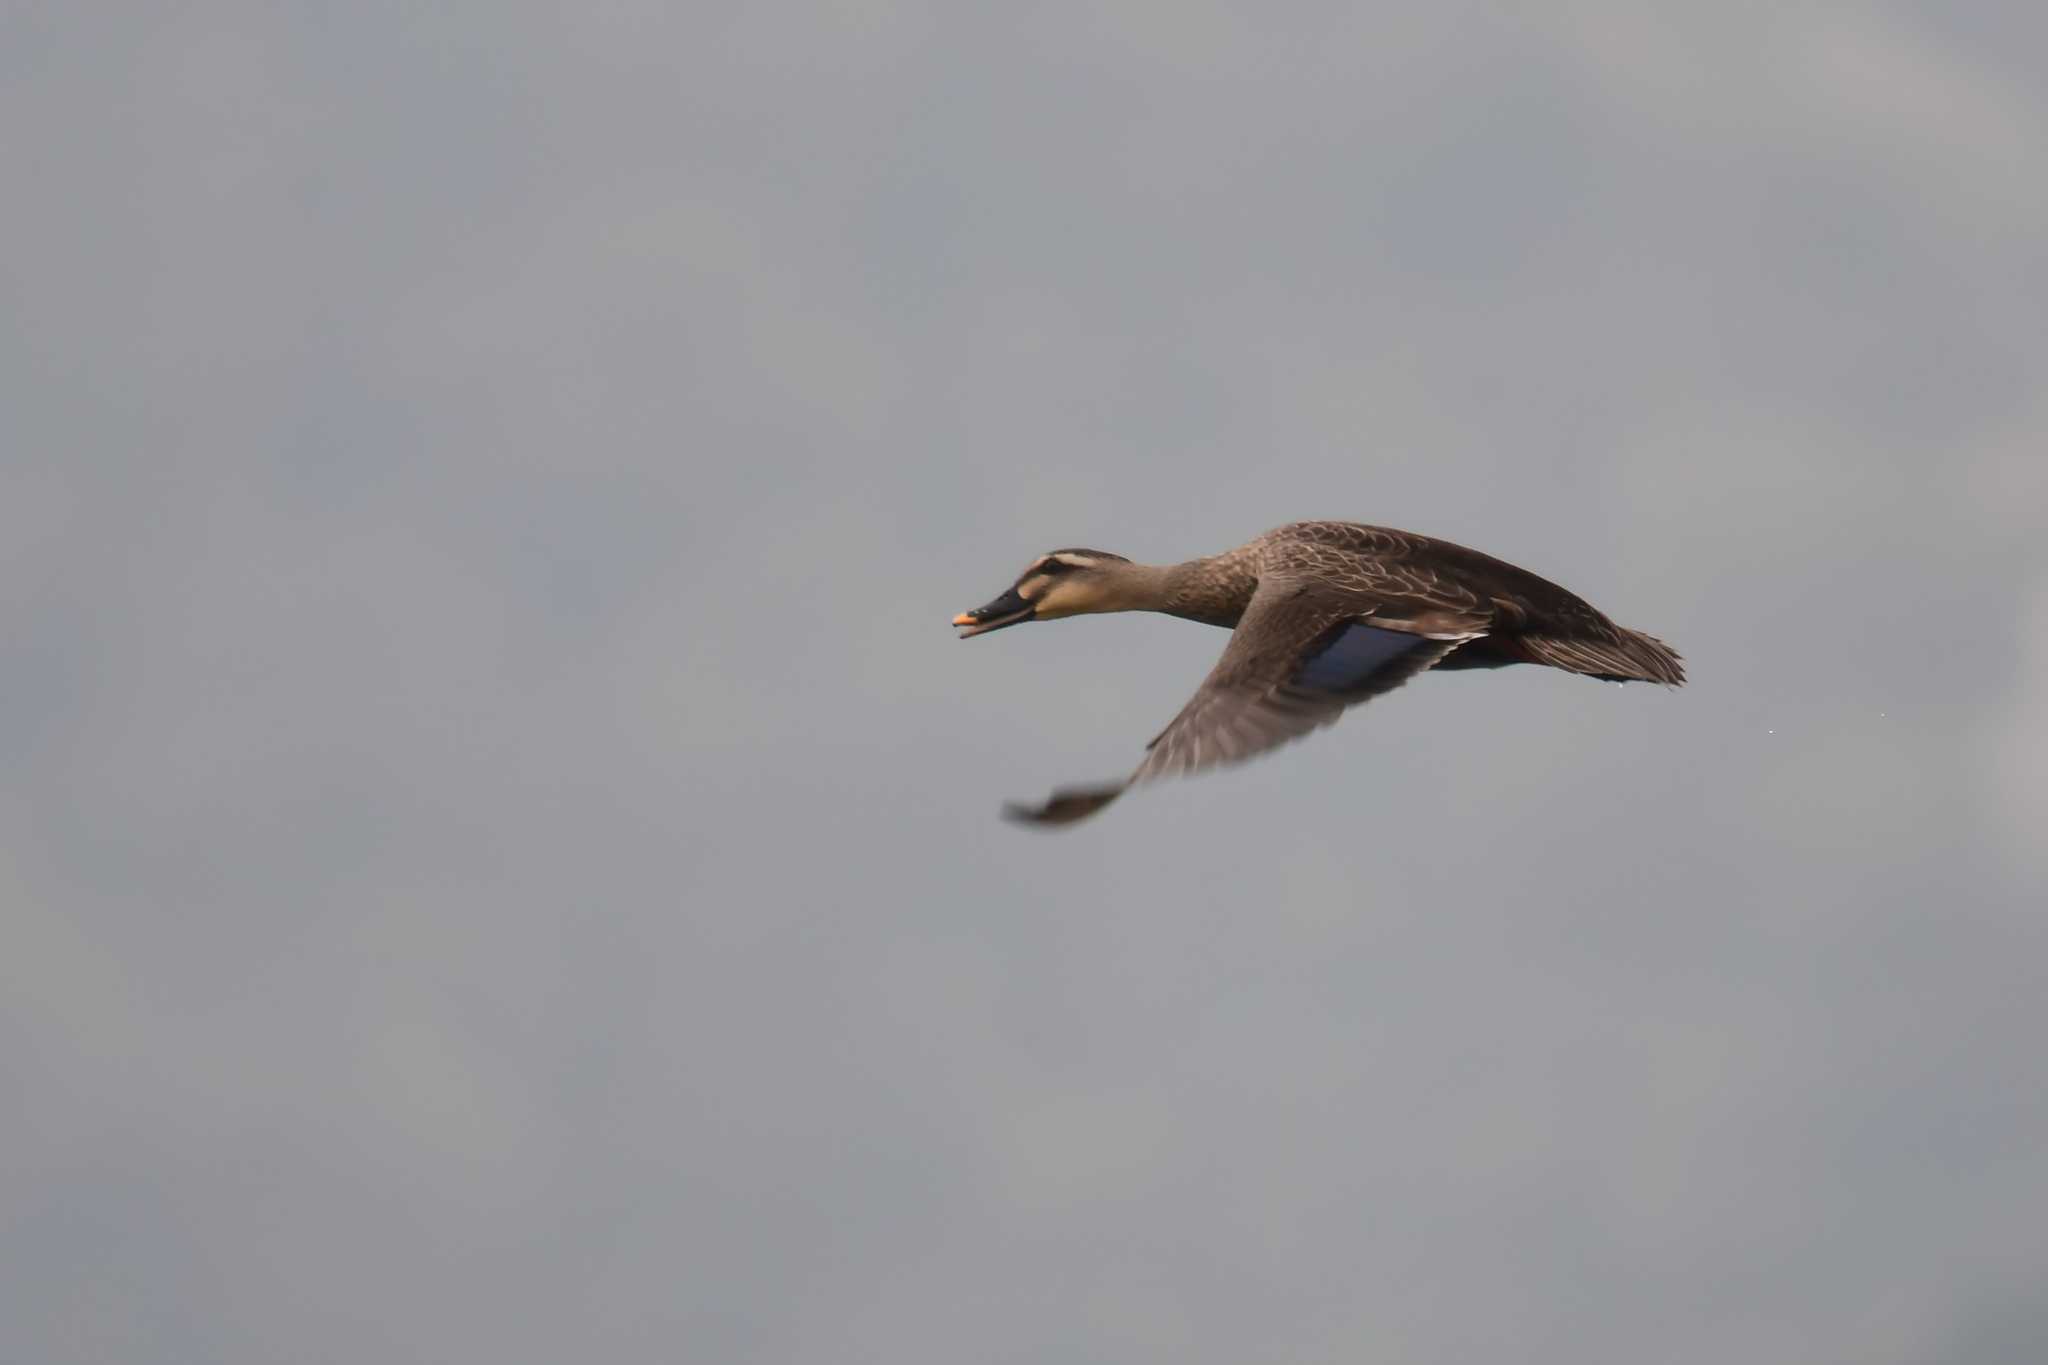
[1293,621,1426,693]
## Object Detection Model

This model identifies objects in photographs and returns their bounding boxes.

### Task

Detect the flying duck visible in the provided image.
[953,521,1683,825]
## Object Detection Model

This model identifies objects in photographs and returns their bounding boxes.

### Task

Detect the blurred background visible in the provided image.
[5,3,2046,1362]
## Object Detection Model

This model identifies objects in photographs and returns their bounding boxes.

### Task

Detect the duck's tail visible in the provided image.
[1508,627,1686,686]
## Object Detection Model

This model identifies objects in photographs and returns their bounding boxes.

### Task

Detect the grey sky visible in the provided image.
[4,3,2046,1362]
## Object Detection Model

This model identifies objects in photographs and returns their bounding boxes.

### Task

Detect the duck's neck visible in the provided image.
[1113,558,1256,629]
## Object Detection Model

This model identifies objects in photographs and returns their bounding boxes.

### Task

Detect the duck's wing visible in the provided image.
[1132,577,1484,783]
[1003,576,1486,826]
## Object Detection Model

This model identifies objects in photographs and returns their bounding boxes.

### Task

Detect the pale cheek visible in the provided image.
[1034,584,1097,619]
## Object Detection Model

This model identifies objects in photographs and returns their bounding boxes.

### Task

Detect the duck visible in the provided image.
[953,521,1683,826]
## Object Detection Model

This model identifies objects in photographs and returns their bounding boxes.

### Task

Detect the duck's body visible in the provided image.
[954,521,1683,825]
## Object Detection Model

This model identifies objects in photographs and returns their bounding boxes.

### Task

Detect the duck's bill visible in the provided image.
[952,587,1034,639]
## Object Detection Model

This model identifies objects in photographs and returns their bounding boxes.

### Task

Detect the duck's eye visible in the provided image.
[1038,558,1070,575]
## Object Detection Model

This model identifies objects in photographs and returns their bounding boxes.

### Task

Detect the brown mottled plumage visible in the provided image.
[952,522,1684,826]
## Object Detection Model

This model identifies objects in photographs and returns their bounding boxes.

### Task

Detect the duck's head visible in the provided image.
[953,548,1132,638]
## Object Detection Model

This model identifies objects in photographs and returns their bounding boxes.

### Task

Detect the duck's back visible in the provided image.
[1256,522,1684,684]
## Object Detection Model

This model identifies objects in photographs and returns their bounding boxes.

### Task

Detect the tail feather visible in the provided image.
[1508,628,1685,685]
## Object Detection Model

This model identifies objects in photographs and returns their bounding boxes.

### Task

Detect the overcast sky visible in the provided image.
[5,3,2046,1362]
